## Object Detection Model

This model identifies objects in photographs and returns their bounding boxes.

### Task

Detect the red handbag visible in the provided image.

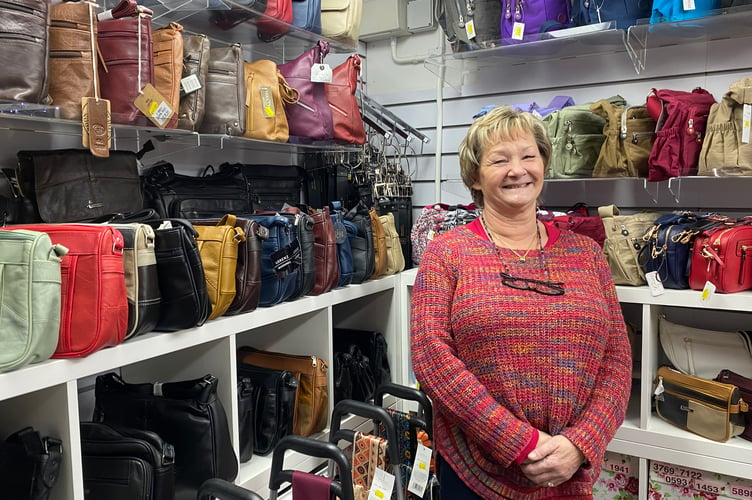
[538,203,606,248]
[325,54,366,145]
[4,224,128,357]
[257,0,294,42]
[688,223,752,294]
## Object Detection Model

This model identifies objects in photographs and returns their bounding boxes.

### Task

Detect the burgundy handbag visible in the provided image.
[325,54,366,145]
[97,0,154,126]
[538,203,606,248]
[278,41,334,142]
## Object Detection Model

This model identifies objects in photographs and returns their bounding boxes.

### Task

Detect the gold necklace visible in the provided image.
[480,216,539,262]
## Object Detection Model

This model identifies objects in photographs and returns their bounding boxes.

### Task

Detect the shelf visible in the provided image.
[616,286,752,312]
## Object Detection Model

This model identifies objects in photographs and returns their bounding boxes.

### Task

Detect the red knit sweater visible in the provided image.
[410,219,632,499]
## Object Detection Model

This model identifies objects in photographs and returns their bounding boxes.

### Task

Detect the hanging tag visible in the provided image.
[260,86,276,118]
[81,97,111,158]
[645,271,665,297]
[465,19,476,40]
[310,63,332,83]
[134,83,175,128]
[512,22,525,41]
[742,104,751,144]
[700,281,716,302]
[180,73,202,95]
[407,443,432,497]
[683,0,696,10]
[368,468,395,500]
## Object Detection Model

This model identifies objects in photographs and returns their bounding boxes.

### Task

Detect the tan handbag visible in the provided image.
[598,204,660,286]
[192,214,246,320]
[320,0,364,47]
[379,212,404,275]
[152,22,184,129]
[369,208,387,278]
[243,59,298,142]
[237,346,329,437]
[177,34,211,131]
[590,100,656,178]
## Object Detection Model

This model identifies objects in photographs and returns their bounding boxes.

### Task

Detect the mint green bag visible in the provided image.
[0,229,67,373]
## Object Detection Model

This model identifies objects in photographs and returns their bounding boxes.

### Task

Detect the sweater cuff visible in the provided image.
[514,429,539,465]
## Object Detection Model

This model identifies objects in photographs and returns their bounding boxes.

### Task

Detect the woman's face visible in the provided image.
[472,131,545,214]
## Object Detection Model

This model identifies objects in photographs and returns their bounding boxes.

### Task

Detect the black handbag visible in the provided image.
[221,163,304,212]
[333,344,376,403]
[334,328,391,390]
[15,149,143,223]
[93,372,238,500]
[80,421,176,500]
[237,375,256,463]
[0,427,62,500]
[237,362,298,456]
[344,200,376,283]
[142,161,253,219]
[279,208,316,299]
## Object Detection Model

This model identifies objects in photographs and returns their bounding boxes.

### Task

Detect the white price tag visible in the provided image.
[407,443,432,497]
[645,271,665,296]
[465,19,476,40]
[310,63,332,83]
[701,280,716,302]
[512,22,525,40]
[742,103,751,144]
[180,73,202,95]
[150,101,173,127]
[367,468,395,500]
[683,0,696,10]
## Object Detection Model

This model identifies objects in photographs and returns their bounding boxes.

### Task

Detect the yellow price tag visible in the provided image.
[375,490,384,498]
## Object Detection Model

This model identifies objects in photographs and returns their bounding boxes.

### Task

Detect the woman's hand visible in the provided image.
[519,434,585,487]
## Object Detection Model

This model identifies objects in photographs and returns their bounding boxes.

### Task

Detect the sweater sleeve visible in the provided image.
[410,236,537,466]
[559,247,633,469]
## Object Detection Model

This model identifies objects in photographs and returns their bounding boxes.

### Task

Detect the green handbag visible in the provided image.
[0,229,67,373]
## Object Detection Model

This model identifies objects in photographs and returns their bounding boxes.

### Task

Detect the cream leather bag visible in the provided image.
[379,212,405,275]
[321,0,363,47]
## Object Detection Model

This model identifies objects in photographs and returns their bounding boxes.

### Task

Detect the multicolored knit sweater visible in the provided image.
[410,219,632,499]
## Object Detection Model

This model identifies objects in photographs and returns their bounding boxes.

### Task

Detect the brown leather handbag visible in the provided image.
[243,59,298,142]
[0,0,50,105]
[97,0,154,126]
[49,1,98,120]
[237,346,329,438]
[177,34,211,131]
[200,44,245,136]
[152,22,184,129]
[369,208,387,278]
[304,205,339,296]
[324,54,366,145]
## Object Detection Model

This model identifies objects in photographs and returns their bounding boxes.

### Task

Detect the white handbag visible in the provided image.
[659,315,752,380]
[320,0,363,47]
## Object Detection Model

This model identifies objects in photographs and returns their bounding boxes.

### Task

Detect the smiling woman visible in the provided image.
[410,105,632,499]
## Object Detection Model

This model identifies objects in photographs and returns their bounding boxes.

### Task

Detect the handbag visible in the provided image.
[256,0,294,42]
[190,215,246,320]
[500,0,570,45]
[236,376,256,463]
[200,44,246,136]
[715,369,752,442]
[292,0,322,33]
[329,205,353,288]
[654,365,748,442]
[246,213,300,306]
[320,0,364,47]
[141,162,253,219]
[698,76,752,177]
[590,100,656,178]
[208,0,267,30]
[278,41,334,141]
[243,59,298,142]
[0,229,66,373]
[646,87,717,181]
[97,0,154,126]
[658,315,752,380]
[369,207,387,278]
[0,0,49,105]
[177,34,211,131]
[223,162,304,211]
[237,346,329,437]
[334,328,391,389]
[437,0,501,51]
[334,344,375,403]
[0,427,63,500]
[236,362,297,456]
[379,212,405,275]
[324,54,366,144]
[345,200,376,282]
[650,0,720,23]
[278,206,319,298]
[80,421,176,500]
[598,204,660,286]
[48,1,99,120]
[16,149,143,224]
[3,223,128,358]
[303,205,340,294]
[570,0,652,28]
[344,218,366,284]
[152,22,184,129]
[688,221,752,294]
[93,372,239,500]
[537,203,606,248]
[410,202,480,264]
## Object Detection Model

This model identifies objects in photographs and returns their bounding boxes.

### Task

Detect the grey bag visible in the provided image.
[0,229,67,373]
[199,44,245,136]
[437,0,502,52]
[178,34,211,132]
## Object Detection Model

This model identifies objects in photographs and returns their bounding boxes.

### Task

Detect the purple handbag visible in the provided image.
[278,41,334,142]
[500,0,570,45]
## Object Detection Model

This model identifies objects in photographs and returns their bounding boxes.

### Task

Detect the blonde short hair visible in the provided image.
[458,106,551,207]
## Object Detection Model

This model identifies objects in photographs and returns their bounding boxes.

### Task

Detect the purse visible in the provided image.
[0,0,49,105]
[500,0,570,44]
[659,315,752,380]
[97,0,154,126]
[344,218,366,284]
[16,149,143,224]
[191,215,246,320]
[293,0,322,32]
[152,22,184,129]
[236,376,256,463]
[715,369,752,442]
[302,205,340,294]
[650,0,720,23]
[537,203,606,248]
[598,204,660,286]
[246,213,300,306]
[570,0,652,28]
[590,100,656,178]
[93,372,239,500]
[0,427,63,500]
[278,41,334,141]
[329,205,353,288]
[324,54,366,144]
[379,212,405,275]
[80,421,176,500]
[177,34,211,131]
[437,0,501,51]
[334,344,375,403]
[0,229,66,373]
[200,44,246,136]
[243,59,298,142]
[256,0,294,42]
[278,207,317,298]
[333,328,391,389]
[688,222,752,294]
[410,202,480,264]
[320,0,363,47]
[654,365,748,442]
[223,163,304,211]
[369,207,387,278]
[3,223,128,358]
[237,346,329,437]
[345,200,376,282]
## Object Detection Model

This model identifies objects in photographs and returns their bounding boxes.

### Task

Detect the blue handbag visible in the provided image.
[571,0,652,28]
[649,0,720,23]
[332,210,353,287]
[247,214,300,306]
[292,0,322,33]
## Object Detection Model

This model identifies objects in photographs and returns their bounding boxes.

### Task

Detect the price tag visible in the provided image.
[694,479,724,496]
[701,280,716,302]
[367,468,395,500]
[742,103,751,144]
[730,482,752,499]
[260,86,276,118]
[683,0,696,10]
[310,63,332,83]
[180,73,202,95]
[134,83,175,128]
[407,443,432,497]
[645,271,665,296]
[465,19,476,40]
[512,22,525,41]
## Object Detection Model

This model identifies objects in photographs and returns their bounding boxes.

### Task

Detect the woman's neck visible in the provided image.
[481,208,539,247]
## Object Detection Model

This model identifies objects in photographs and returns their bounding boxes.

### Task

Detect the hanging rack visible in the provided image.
[358,90,430,147]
